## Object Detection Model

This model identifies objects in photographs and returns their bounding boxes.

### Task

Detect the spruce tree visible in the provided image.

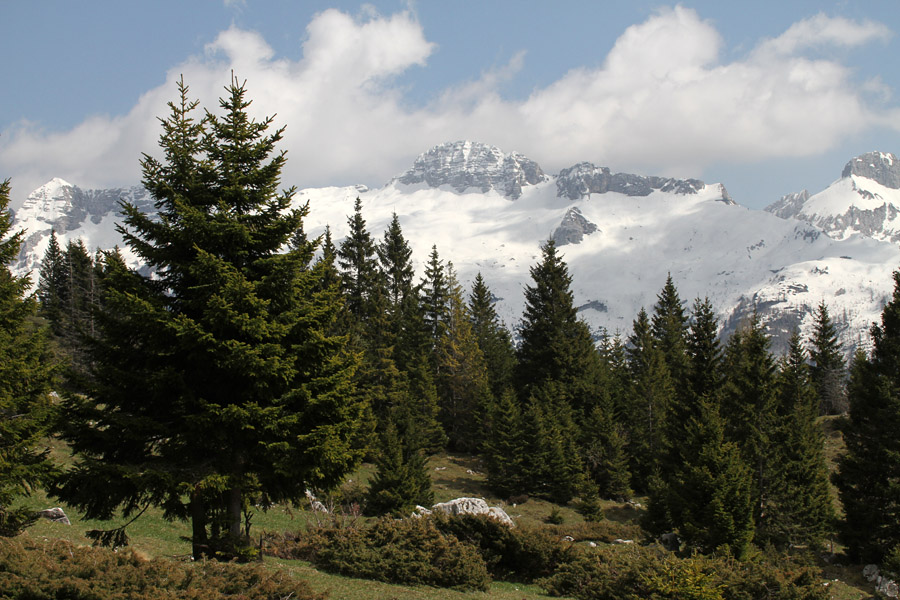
[663,396,754,557]
[55,79,368,558]
[625,308,674,491]
[436,266,492,452]
[650,274,689,386]
[768,332,835,548]
[0,179,56,535]
[377,213,415,309]
[338,197,381,327]
[835,271,900,563]
[516,240,601,415]
[366,412,434,516]
[482,389,528,499]
[36,231,65,336]
[666,298,723,468]
[809,301,847,415]
[421,245,449,349]
[581,397,632,500]
[720,314,780,541]
[468,273,516,398]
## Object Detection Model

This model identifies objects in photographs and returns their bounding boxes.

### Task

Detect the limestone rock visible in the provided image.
[552,206,598,246]
[39,507,70,525]
[395,141,545,199]
[430,497,514,527]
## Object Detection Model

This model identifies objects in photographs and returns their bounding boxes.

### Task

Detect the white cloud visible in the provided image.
[756,13,891,56]
[0,6,896,206]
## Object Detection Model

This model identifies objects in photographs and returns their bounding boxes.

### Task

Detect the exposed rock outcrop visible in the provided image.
[395,141,545,199]
[416,497,514,527]
[555,162,706,201]
[552,207,598,245]
[842,152,900,189]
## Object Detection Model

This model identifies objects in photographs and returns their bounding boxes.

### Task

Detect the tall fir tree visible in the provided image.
[660,396,755,557]
[515,240,602,415]
[809,301,847,415]
[436,266,492,452]
[420,245,449,351]
[482,389,528,499]
[36,231,66,336]
[650,274,689,388]
[835,271,900,563]
[377,213,415,309]
[767,331,835,548]
[338,197,382,328]
[625,308,674,492]
[0,178,56,535]
[720,314,780,541]
[468,273,516,399]
[665,298,724,470]
[365,416,433,516]
[55,79,369,558]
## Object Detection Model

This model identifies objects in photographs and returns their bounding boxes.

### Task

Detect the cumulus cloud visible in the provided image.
[0,6,896,204]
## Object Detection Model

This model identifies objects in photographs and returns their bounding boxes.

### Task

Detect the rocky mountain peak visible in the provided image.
[555,162,708,201]
[766,190,810,220]
[842,152,900,189]
[394,140,545,199]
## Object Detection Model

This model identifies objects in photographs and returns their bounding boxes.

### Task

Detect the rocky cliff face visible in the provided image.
[395,140,545,199]
[841,151,900,188]
[554,162,720,201]
[765,152,900,244]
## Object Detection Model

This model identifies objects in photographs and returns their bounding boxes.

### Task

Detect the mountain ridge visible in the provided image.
[12,143,900,356]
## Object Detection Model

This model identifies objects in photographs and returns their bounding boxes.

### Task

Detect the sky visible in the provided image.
[1,0,899,210]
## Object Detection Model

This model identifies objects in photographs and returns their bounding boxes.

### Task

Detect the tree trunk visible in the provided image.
[190,485,208,559]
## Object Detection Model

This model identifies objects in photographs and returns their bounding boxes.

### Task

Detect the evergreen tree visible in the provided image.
[809,301,847,415]
[666,298,723,468]
[366,413,433,516]
[835,271,900,563]
[767,332,835,548]
[482,389,528,499]
[720,314,780,541]
[338,197,381,326]
[625,308,674,491]
[650,274,689,386]
[685,298,723,404]
[421,245,449,349]
[515,240,601,415]
[468,273,516,398]
[36,231,65,336]
[581,397,632,500]
[0,178,56,535]
[377,213,415,309]
[55,79,368,558]
[436,266,492,452]
[662,396,755,557]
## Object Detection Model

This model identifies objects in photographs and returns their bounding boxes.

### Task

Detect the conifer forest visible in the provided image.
[2,79,900,599]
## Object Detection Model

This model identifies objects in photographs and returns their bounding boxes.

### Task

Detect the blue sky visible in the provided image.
[2,1,899,209]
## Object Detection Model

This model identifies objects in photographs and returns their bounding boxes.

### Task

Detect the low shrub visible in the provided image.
[0,536,324,600]
[540,544,829,600]
[297,517,490,591]
[431,513,577,582]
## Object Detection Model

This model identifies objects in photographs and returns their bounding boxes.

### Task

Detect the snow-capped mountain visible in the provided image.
[766,151,900,244]
[12,141,900,355]
[12,178,152,277]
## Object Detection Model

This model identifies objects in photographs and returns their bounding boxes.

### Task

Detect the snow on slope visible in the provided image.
[297,176,899,355]
[12,142,900,356]
[767,152,900,244]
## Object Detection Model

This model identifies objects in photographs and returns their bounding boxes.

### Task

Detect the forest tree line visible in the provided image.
[1,78,899,568]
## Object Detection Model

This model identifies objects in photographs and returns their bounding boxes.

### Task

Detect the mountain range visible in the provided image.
[11,141,900,355]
